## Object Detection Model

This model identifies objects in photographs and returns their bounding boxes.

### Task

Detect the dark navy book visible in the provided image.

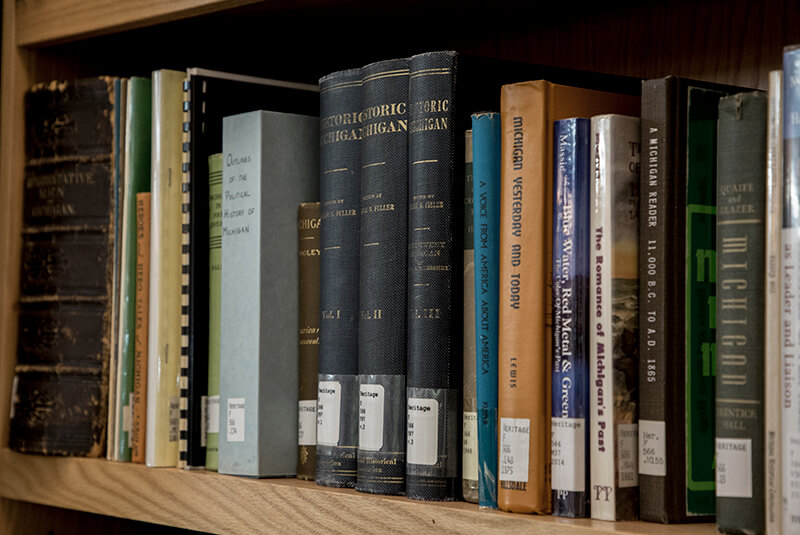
[551,117,591,517]
[317,68,362,488]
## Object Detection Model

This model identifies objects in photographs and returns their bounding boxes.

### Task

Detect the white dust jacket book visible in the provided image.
[589,114,641,521]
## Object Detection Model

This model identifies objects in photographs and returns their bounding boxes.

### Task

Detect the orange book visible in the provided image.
[497,80,639,514]
[131,191,151,463]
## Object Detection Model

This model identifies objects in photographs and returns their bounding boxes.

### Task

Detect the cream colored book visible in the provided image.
[765,69,782,535]
[145,69,185,467]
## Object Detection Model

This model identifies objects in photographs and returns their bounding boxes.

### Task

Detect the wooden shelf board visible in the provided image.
[0,449,716,534]
[15,0,264,47]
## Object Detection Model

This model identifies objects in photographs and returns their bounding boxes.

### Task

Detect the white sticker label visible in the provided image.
[618,423,638,488]
[716,438,752,498]
[407,398,438,466]
[359,384,384,451]
[122,398,131,433]
[551,417,585,492]
[639,419,667,476]
[500,417,530,482]
[317,381,341,446]
[298,399,317,446]
[226,397,246,443]
[463,411,478,481]
[206,395,220,434]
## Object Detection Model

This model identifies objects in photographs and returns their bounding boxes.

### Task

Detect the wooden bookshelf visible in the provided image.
[0,448,716,535]
[1,0,798,532]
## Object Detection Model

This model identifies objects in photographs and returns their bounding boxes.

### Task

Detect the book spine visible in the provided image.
[715,90,767,535]
[497,80,551,514]
[783,45,800,535]
[589,114,640,521]
[764,69,783,535]
[179,76,191,469]
[471,112,501,510]
[317,68,362,488]
[638,77,684,522]
[11,77,116,458]
[356,58,409,496]
[131,191,151,463]
[462,129,479,503]
[205,153,223,471]
[145,69,185,468]
[298,201,321,481]
[551,117,591,518]
[117,77,151,464]
[180,75,212,469]
[219,111,316,477]
[685,87,726,517]
[406,50,461,501]
[107,77,124,462]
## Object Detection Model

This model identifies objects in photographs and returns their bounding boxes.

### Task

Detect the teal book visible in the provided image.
[114,76,151,462]
[715,90,767,535]
[218,110,319,477]
[471,112,501,509]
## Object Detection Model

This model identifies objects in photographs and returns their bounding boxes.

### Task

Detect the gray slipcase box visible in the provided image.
[219,110,319,477]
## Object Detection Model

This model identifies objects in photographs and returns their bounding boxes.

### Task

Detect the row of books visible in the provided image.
[7,47,800,535]
[9,68,319,472]
[302,50,800,535]
[301,49,796,535]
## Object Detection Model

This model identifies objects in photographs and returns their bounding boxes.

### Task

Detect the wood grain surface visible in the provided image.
[0,449,717,535]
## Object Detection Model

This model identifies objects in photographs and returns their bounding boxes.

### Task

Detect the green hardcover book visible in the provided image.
[115,76,151,462]
[205,152,223,471]
[639,77,748,523]
[715,90,767,535]
[685,87,726,516]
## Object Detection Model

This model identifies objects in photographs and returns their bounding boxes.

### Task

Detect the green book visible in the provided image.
[685,87,726,515]
[206,152,223,471]
[116,76,152,461]
[715,90,767,535]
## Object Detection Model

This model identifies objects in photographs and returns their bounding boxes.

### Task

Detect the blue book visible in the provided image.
[471,112,501,509]
[551,118,591,517]
[782,45,800,535]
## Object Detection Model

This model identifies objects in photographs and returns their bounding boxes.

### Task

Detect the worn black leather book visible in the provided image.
[10,77,118,457]
[180,68,318,468]
[355,57,409,496]
[317,67,362,487]
[715,90,767,535]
